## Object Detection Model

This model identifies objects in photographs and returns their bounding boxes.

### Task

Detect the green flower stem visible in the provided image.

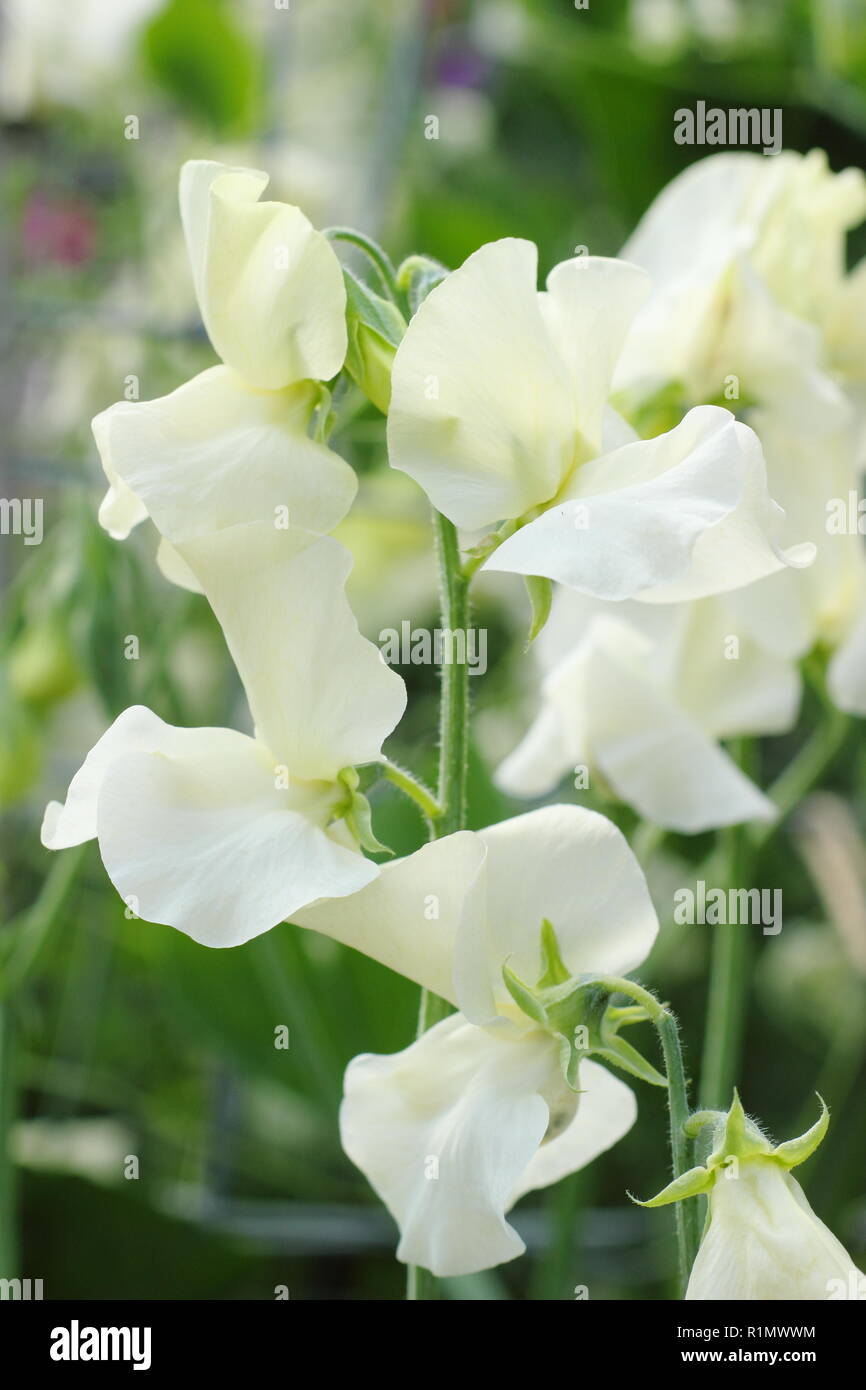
[598,977,700,1292]
[407,512,471,1303]
[699,814,750,1111]
[698,704,848,1129]
[751,705,849,851]
[382,760,442,828]
[432,512,471,842]
[323,227,402,305]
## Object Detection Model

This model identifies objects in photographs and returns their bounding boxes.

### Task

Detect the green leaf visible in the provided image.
[141,0,260,135]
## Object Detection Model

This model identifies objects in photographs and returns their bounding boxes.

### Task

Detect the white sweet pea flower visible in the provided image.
[95,161,354,584]
[387,238,813,599]
[179,160,348,391]
[611,153,866,720]
[615,149,866,405]
[295,804,662,1276]
[497,586,797,833]
[40,524,406,946]
[720,398,866,714]
[639,1093,865,1300]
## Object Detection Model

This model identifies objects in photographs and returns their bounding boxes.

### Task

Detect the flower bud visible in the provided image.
[637,1092,866,1300]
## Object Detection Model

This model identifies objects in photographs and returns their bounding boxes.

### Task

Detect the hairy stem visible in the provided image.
[382,760,442,829]
[407,512,471,1302]
[323,227,401,304]
[599,977,700,1292]
[700,748,754,1112]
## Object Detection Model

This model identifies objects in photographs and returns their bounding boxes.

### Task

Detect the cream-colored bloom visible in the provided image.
[688,1158,863,1301]
[178,161,347,391]
[296,804,660,1276]
[616,149,866,405]
[497,586,796,832]
[95,162,353,583]
[615,151,866,719]
[640,1093,865,1300]
[41,524,406,946]
[388,238,813,600]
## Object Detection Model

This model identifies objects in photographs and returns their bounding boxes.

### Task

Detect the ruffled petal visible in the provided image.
[178,525,407,781]
[340,1015,558,1277]
[387,238,575,530]
[93,366,356,547]
[538,255,649,456]
[510,1059,637,1201]
[454,804,658,1023]
[485,406,813,601]
[293,831,487,1004]
[541,616,776,833]
[41,705,165,850]
[179,160,347,389]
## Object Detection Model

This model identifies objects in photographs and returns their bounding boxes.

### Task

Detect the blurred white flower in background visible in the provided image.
[497,586,796,832]
[0,0,161,118]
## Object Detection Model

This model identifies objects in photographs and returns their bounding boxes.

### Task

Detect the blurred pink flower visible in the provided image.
[21,190,97,268]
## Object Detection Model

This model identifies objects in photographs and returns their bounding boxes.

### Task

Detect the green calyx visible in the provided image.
[336,766,393,856]
[634,1090,830,1208]
[502,920,667,1092]
[342,268,406,415]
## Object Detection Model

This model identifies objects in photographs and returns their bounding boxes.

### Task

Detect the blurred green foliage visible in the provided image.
[2,0,866,1300]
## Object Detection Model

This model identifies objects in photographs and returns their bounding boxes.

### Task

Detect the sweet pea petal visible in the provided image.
[828,609,866,716]
[179,160,347,389]
[636,420,815,604]
[485,406,813,601]
[495,703,574,799]
[93,366,357,546]
[293,831,487,1004]
[387,238,575,530]
[510,1059,637,1201]
[687,1159,863,1301]
[96,466,149,540]
[178,525,407,781]
[41,705,166,850]
[97,728,373,948]
[42,706,376,947]
[538,256,649,457]
[670,597,801,739]
[497,598,798,807]
[454,804,658,1024]
[544,617,775,834]
[340,1015,559,1277]
[615,154,774,392]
